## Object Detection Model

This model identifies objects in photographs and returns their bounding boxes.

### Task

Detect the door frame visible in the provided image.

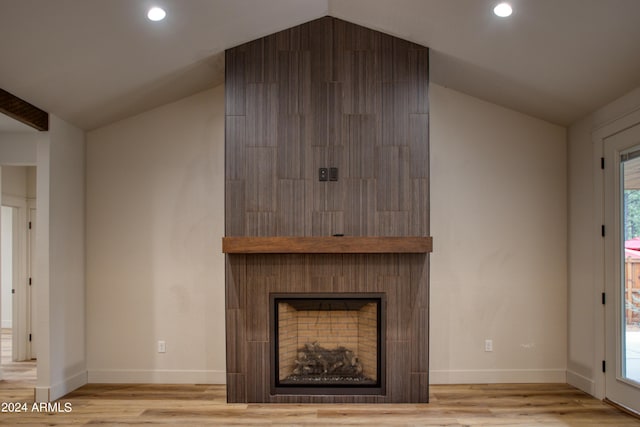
[603,126,640,411]
[1,195,29,361]
[27,199,36,360]
[593,107,640,407]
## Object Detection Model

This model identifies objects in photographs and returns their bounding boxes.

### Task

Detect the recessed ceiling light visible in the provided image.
[493,2,513,17]
[147,6,166,21]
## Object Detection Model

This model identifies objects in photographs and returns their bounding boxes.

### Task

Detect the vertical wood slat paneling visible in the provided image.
[309,18,333,83]
[326,163,346,211]
[225,256,246,309]
[409,114,429,178]
[245,276,272,342]
[278,51,311,115]
[410,178,429,236]
[311,82,343,147]
[246,83,278,147]
[245,342,269,402]
[225,181,245,236]
[391,38,410,82]
[381,82,410,146]
[343,51,379,115]
[225,49,246,116]
[411,307,430,373]
[225,117,246,180]
[376,145,411,212]
[276,179,305,235]
[409,48,429,114]
[410,372,430,403]
[245,38,265,84]
[277,114,306,179]
[225,254,428,402]
[225,16,428,238]
[347,115,376,178]
[225,309,245,373]
[376,211,410,236]
[311,211,344,236]
[344,178,376,236]
[245,147,276,212]
[387,341,411,402]
[225,16,430,403]
[226,373,246,403]
[245,212,275,236]
[277,254,309,293]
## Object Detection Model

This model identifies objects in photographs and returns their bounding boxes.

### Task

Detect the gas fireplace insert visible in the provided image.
[270,293,386,395]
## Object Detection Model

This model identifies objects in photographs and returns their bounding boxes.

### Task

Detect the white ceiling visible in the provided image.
[1,0,640,131]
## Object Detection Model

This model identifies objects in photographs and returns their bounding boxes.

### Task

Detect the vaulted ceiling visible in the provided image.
[1,0,640,131]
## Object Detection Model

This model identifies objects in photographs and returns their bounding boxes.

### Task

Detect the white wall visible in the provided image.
[35,116,87,401]
[27,167,37,199]
[567,86,640,397]
[430,84,567,383]
[85,82,567,385]
[86,86,226,383]
[0,132,38,164]
[2,166,27,198]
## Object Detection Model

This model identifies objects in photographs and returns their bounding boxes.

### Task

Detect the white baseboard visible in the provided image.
[429,368,566,384]
[36,371,88,402]
[566,370,595,395]
[87,369,226,384]
[1,320,11,328]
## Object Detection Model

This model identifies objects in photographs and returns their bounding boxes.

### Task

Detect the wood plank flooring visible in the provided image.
[2,330,640,425]
[0,328,36,385]
[0,383,639,425]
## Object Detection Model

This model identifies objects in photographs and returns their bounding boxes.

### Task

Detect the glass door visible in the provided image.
[604,123,640,413]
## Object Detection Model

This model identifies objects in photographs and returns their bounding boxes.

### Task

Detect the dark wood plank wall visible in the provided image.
[225,16,429,237]
[224,16,430,403]
[225,253,429,403]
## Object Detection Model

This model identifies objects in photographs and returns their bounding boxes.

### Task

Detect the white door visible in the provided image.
[1,206,15,354]
[1,205,19,361]
[604,122,640,412]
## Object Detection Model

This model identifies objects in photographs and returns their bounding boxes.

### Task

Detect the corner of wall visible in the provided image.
[567,369,596,396]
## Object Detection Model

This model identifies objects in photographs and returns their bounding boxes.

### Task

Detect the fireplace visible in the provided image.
[224,16,431,403]
[224,252,430,403]
[270,294,385,395]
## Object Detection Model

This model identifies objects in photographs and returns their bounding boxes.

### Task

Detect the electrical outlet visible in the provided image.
[485,339,493,352]
[329,167,338,181]
[158,340,166,353]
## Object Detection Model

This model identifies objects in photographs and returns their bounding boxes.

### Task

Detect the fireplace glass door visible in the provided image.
[271,294,385,395]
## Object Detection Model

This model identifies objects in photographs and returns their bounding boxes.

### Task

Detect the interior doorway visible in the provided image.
[0,205,20,360]
[0,166,37,383]
[1,206,16,346]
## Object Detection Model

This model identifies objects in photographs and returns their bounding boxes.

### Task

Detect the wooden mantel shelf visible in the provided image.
[222,236,432,254]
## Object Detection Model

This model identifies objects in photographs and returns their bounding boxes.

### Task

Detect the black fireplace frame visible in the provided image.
[269,293,386,396]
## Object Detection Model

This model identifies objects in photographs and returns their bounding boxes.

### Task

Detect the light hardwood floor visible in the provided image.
[0,329,37,386]
[2,330,640,425]
[1,383,640,426]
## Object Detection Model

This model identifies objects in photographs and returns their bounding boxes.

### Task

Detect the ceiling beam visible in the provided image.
[0,88,49,131]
